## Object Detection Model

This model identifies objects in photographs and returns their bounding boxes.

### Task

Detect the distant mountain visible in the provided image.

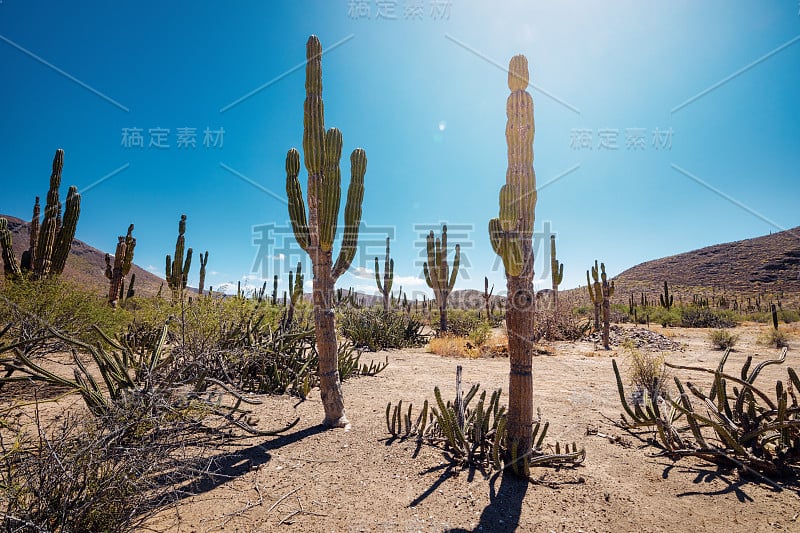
[611,227,800,306]
[0,215,165,298]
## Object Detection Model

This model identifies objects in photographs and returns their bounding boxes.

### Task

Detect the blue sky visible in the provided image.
[1,1,798,298]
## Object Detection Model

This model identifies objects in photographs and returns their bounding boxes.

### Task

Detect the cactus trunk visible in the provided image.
[488,54,537,473]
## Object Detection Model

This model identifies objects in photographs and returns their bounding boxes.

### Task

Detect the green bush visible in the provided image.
[680,307,737,328]
[709,329,739,350]
[433,309,484,337]
[339,308,427,351]
[0,278,129,353]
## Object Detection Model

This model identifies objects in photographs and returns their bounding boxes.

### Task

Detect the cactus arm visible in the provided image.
[286,149,310,252]
[448,244,460,290]
[320,128,343,251]
[331,149,366,279]
[0,218,22,278]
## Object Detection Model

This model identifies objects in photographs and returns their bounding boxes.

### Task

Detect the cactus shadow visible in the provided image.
[660,462,800,501]
[446,470,528,533]
[150,424,329,506]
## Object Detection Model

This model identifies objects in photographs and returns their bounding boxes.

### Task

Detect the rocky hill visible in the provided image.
[0,215,165,298]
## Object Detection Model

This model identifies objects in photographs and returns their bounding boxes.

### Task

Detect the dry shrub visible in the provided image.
[709,329,739,350]
[623,342,670,404]
[760,327,790,348]
[428,336,480,358]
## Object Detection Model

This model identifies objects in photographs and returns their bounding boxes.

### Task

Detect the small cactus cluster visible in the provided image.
[104,224,136,308]
[375,237,394,312]
[423,225,460,333]
[0,149,81,280]
[587,261,614,349]
[165,215,193,303]
[386,366,584,473]
[613,347,799,478]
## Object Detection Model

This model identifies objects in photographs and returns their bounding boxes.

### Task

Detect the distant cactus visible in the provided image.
[483,276,494,320]
[285,261,304,325]
[271,274,279,305]
[375,237,394,312]
[487,53,537,475]
[104,224,136,308]
[659,280,673,310]
[198,251,209,296]
[423,225,460,333]
[165,215,193,303]
[550,234,564,313]
[0,150,81,280]
[600,263,615,349]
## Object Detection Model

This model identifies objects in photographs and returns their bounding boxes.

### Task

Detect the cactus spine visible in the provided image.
[284,35,367,428]
[375,237,394,312]
[165,215,193,303]
[0,150,80,280]
[423,225,460,333]
[488,54,537,473]
[550,234,564,314]
[104,224,136,308]
[198,251,208,296]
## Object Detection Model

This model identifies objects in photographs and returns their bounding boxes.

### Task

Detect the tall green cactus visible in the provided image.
[198,251,209,296]
[104,224,136,308]
[600,263,615,350]
[659,280,673,310]
[550,234,564,314]
[0,150,80,280]
[165,215,193,303]
[284,35,367,428]
[375,236,394,312]
[271,274,279,305]
[423,225,460,333]
[488,54,537,474]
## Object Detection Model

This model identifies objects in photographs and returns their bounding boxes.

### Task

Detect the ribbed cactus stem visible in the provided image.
[272,274,279,305]
[488,54,537,473]
[0,218,22,279]
[423,225,460,332]
[166,215,192,303]
[550,234,564,313]
[375,236,394,312]
[283,35,368,428]
[105,224,136,308]
[198,250,208,296]
[600,263,615,349]
[22,197,41,271]
[34,150,64,278]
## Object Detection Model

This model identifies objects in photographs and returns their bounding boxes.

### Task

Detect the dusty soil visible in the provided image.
[7,323,800,532]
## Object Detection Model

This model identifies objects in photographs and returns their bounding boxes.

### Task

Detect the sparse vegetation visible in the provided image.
[614,347,800,483]
[338,308,427,351]
[385,367,584,474]
[709,328,739,349]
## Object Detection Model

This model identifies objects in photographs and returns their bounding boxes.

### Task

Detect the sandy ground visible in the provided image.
[133,323,799,532]
[3,323,798,532]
